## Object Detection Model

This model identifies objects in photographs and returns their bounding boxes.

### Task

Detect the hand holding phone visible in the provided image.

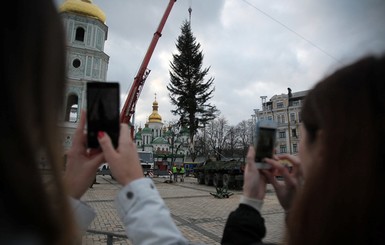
[253,120,277,169]
[86,82,120,148]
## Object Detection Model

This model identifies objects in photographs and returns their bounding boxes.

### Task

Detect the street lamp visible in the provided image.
[287,88,292,154]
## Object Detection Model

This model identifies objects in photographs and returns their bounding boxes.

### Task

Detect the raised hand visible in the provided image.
[262,154,303,211]
[64,110,104,199]
[243,146,267,200]
[97,123,144,186]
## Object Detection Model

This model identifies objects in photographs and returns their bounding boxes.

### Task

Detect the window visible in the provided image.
[277,102,284,109]
[72,59,81,68]
[279,131,286,138]
[75,27,85,42]
[65,94,78,122]
[290,113,296,122]
[277,115,283,123]
[292,129,297,138]
[280,145,287,153]
[92,57,100,78]
[96,29,104,50]
[69,105,78,122]
[293,144,298,153]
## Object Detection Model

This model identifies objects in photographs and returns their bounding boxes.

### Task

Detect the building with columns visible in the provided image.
[253,89,308,155]
[58,0,109,150]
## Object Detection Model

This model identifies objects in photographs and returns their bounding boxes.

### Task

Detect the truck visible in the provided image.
[194,159,245,189]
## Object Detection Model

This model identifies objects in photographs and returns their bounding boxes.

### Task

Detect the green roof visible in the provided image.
[152,137,168,144]
[141,127,152,134]
[135,131,142,140]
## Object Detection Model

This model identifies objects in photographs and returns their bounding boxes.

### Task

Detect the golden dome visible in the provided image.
[59,0,106,23]
[148,100,162,123]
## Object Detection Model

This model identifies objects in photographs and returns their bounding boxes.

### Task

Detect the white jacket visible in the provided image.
[73,178,190,245]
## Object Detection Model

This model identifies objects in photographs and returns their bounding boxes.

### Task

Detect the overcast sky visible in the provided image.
[56,0,385,126]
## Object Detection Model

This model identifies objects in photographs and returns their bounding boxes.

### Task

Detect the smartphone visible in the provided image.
[86,81,120,148]
[253,120,277,169]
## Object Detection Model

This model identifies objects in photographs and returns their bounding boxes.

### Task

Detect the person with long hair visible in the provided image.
[2,0,79,243]
[1,0,187,244]
[222,55,385,245]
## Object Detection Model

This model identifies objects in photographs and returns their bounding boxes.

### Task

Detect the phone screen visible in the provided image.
[86,82,120,148]
[255,127,276,162]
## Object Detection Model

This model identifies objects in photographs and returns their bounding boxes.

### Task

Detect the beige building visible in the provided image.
[253,89,308,155]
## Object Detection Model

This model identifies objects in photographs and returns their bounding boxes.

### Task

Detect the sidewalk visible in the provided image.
[82,175,285,245]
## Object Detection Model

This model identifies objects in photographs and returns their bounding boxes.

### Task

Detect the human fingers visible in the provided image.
[264,158,286,175]
[64,151,104,199]
[276,154,300,168]
[98,131,118,162]
[117,123,131,150]
[116,124,141,165]
[243,146,266,200]
[264,158,296,187]
[71,110,87,151]
[261,168,277,185]
[87,148,102,157]
[265,154,301,187]
[276,154,303,182]
[261,158,284,191]
[245,146,263,177]
[246,146,256,166]
[98,127,143,186]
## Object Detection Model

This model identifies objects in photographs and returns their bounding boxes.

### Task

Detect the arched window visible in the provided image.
[65,94,78,122]
[75,27,85,42]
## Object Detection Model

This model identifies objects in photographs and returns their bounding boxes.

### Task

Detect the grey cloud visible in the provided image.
[56,0,385,125]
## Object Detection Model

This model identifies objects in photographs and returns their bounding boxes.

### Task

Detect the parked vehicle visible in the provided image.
[194,159,245,189]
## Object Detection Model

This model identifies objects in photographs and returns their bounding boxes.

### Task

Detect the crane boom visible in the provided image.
[120,0,176,130]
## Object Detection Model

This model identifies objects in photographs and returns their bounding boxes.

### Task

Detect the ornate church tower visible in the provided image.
[58,0,109,150]
[147,95,164,138]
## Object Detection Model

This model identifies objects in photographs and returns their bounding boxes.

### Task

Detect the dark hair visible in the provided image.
[1,0,76,244]
[287,55,385,244]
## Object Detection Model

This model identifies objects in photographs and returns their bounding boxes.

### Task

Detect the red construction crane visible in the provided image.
[120,0,176,136]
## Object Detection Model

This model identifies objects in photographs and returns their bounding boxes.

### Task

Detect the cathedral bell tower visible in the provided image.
[58,0,109,150]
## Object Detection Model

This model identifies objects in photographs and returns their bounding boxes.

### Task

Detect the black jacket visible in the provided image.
[221,204,276,245]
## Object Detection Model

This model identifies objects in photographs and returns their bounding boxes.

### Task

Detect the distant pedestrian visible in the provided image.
[172,163,178,182]
[179,165,185,182]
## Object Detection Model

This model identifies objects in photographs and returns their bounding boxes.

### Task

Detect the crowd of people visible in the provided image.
[1,0,384,244]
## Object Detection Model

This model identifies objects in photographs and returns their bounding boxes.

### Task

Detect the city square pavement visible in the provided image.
[81,174,285,245]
